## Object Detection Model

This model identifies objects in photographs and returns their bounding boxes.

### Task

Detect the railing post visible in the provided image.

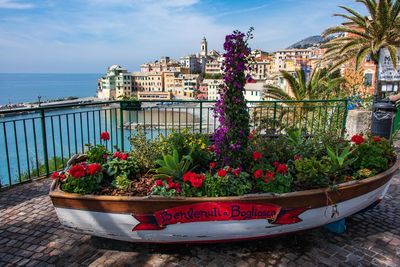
[40,108,50,176]
[119,101,124,151]
[341,99,349,138]
[273,101,278,132]
[199,101,203,133]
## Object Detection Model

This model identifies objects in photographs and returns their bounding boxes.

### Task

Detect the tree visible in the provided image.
[263,68,344,101]
[322,0,400,71]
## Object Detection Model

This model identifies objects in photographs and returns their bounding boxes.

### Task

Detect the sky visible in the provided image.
[0,0,363,73]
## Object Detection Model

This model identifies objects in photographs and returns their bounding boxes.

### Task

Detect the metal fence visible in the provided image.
[0,99,348,188]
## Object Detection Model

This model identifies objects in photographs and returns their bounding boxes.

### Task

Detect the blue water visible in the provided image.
[0,73,101,104]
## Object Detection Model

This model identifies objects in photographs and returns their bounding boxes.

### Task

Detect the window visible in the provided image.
[364,73,373,86]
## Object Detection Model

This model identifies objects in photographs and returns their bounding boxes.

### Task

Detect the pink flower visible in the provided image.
[210,162,216,169]
[233,168,241,176]
[294,154,302,161]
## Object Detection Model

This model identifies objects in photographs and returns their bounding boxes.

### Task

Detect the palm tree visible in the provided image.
[322,0,400,71]
[263,68,343,101]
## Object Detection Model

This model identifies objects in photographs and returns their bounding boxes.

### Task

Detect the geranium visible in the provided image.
[252,151,262,161]
[273,161,280,168]
[253,169,263,179]
[69,164,86,179]
[351,134,364,145]
[154,180,165,187]
[190,174,205,188]
[113,152,129,160]
[208,144,216,152]
[294,154,302,161]
[183,172,197,183]
[51,172,59,180]
[86,163,102,176]
[265,171,275,183]
[168,180,182,193]
[233,168,241,176]
[217,169,227,177]
[373,136,382,143]
[276,164,288,174]
[100,131,110,141]
[59,173,66,181]
[210,162,216,169]
[183,172,205,188]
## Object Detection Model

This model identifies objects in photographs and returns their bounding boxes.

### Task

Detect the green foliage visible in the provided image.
[153,149,192,180]
[326,145,356,171]
[151,185,180,197]
[264,68,344,101]
[112,175,131,191]
[61,174,102,194]
[104,155,139,179]
[202,172,252,197]
[85,144,109,164]
[159,129,212,171]
[294,157,331,188]
[255,173,293,194]
[21,157,68,181]
[352,143,389,174]
[130,129,162,171]
[322,0,400,73]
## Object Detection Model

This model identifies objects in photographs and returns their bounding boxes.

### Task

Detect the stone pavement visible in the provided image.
[0,177,400,267]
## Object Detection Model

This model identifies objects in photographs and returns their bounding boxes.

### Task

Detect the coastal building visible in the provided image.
[97,65,131,100]
[249,54,274,80]
[244,82,264,101]
[205,56,223,75]
[140,57,183,73]
[137,91,172,100]
[205,79,224,100]
[132,72,163,92]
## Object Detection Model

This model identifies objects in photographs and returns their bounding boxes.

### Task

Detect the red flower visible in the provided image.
[168,181,182,193]
[227,167,233,173]
[217,169,227,177]
[68,164,86,179]
[253,169,263,179]
[86,163,102,176]
[210,162,216,169]
[265,171,275,183]
[102,154,108,160]
[113,152,129,160]
[100,131,110,141]
[276,164,288,174]
[190,174,205,188]
[233,168,241,176]
[208,144,216,152]
[59,173,66,181]
[373,136,382,143]
[273,161,280,168]
[51,172,59,180]
[252,151,262,161]
[154,180,165,187]
[120,153,129,160]
[183,172,197,182]
[294,154,302,161]
[113,151,122,159]
[248,134,253,140]
[351,134,364,145]
[251,129,256,135]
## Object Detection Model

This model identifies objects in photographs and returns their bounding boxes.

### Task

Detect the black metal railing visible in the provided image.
[0,99,348,188]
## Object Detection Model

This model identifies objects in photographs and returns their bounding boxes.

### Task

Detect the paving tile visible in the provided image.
[1,173,400,266]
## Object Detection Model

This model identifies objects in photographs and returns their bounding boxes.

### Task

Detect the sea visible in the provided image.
[0,73,101,105]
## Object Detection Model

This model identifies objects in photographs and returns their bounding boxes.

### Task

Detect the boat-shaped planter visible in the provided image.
[49,160,399,243]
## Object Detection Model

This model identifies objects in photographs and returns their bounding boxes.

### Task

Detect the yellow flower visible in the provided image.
[357,168,372,178]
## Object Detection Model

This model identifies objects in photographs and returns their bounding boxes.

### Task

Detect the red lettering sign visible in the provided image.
[132,202,307,231]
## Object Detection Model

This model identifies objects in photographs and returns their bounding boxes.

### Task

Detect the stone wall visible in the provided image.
[345,110,372,137]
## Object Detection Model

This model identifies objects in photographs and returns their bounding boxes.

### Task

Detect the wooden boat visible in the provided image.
[49,160,399,243]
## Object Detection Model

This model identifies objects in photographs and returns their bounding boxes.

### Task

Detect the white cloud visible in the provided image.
[0,0,33,9]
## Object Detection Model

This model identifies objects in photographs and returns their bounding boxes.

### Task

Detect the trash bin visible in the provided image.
[371,100,397,139]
